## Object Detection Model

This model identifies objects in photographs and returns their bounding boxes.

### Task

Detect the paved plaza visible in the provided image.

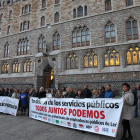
[0,112,140,140]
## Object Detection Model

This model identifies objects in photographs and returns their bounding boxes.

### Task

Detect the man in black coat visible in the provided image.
[99,86,105,98]
[3,88,9,96]
[82,85,92,98]
[38,87,46,98]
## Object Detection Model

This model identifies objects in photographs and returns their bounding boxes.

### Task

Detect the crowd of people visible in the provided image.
[0,83,140,140]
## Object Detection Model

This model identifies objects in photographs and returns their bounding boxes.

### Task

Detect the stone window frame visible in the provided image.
[84,51,98,68]
[23,59,32,72]
[17,38,29,56]
[72,26,90,48]
[126,17,139,41]
[53,32,60,50]
[4,42,9,58]
[105,21,116,44]
[104,50,120,67]
[7,26,11,35]
[105,0,112,11]
[41,16,45,26]
[73,5,88,19]
[12,61,20,73]
[127,47,140,65]
[22,4,31,15]
[1,62,9,74]
[21,21,30,31]
[126,0,133,7]
[9,10,12,19]
[66,53,78,70]
[0,13,3,22]
[54,12,59,23]
[42,0,46,8]
[38,34,46,52]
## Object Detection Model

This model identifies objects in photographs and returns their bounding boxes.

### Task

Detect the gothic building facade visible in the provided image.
[0,0,140,93]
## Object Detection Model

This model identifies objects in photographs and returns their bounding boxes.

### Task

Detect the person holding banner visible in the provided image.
[121,83,134,140]
[19,89,28,115]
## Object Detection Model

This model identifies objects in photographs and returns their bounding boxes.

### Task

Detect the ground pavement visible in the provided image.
[0,112,139,140]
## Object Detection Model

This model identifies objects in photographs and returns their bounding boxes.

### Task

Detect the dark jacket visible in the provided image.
[83,88,92,98]
[3,91,9,96]
[38,91,46,98]
[67,92,75,98]
[32,91,38,97]
[99,90,105,98]
[75,94,84,99]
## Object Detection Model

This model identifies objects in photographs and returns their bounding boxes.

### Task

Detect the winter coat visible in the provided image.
[12,93,20,99]
[3,91,9,96]
[38,91,46,98]
[121,90,135,120]
[92,94,99,98]
[99,90,105,98]
[46,93,52,98]
[105,89,113,98]
[75,94,84,99]
[83,89,92,98]
[67,92,75,98]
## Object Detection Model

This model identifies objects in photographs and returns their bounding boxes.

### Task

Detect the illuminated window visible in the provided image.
[13,61,20,73]
[105,21,116,43]
[127,47,140,65]
[17,38,29,55]
[126,17,138,41]
[126,0,133,7]
[84,52,98,68]
[42,0,46,8]
[53,32,60,50]
[66,54,78,69]
[4,43,9,58]
[24,59,32,72]
[72,26,90,47]
[105,50,120,66]
[1,62,9,74]
[105,0,111,11]
[54,12,59,23]
[38,35,46,52]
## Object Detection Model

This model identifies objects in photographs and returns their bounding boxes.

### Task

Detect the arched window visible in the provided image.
[126,0,133,7]
[126,17,138,41]
[105,50,120,67]
[84,52,98,68]
[38,35,46,52]
[17,38,29,55]
[73,9,76,19]
[9,10,12,19]
[13,61,20,73]
[53,32,60,50]
[84,6,88,16]
[105,0,111,11]
[0,14,3,22]
[55,0,60,4]
[78,6,83,17]
[66,54,78,69]
[42,0,46,8]
[28,21,30,29]
[7,26,10,35]
[22,7,24,14]
[25,5,28,14]
[23,21,27,30]
[20,23,22,31]
[105,21,116,43]
[72,26,90,47]
[41,16,45,26]
[4,43,9,58]
[127,47,140,65]
[29,4,31,12]
[1,62,9,74]
[54,12,59,23]
[24,59,32,72]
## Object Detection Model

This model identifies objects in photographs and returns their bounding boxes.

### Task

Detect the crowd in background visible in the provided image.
[0,83,140,140]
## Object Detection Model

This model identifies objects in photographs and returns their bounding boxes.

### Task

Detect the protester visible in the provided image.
[105,85,114,98]
[92,89,99,98]
[3,88,9,96]
[61,86,67,97]
[8,89,13,97]
[52,87,57,97]
[12,89,20,99]
[46,89,52,98]
[55,90,62,98]
[66,87,75,98]
[19,89,28,115]
[121,83,134,140]
[99,86,105,98]
[38,87,46,98]
[75,89,84,99]
[73,89,78,98]
[133,84,140,118]
[82,85,92,98]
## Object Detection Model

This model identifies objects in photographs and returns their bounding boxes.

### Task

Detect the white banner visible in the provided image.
[0,97,19,116]
[29,97,123,137]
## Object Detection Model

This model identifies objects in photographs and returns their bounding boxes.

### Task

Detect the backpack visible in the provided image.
[132,89,138,106]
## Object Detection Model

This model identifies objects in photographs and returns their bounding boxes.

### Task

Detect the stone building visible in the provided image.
[0,0,140,94]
